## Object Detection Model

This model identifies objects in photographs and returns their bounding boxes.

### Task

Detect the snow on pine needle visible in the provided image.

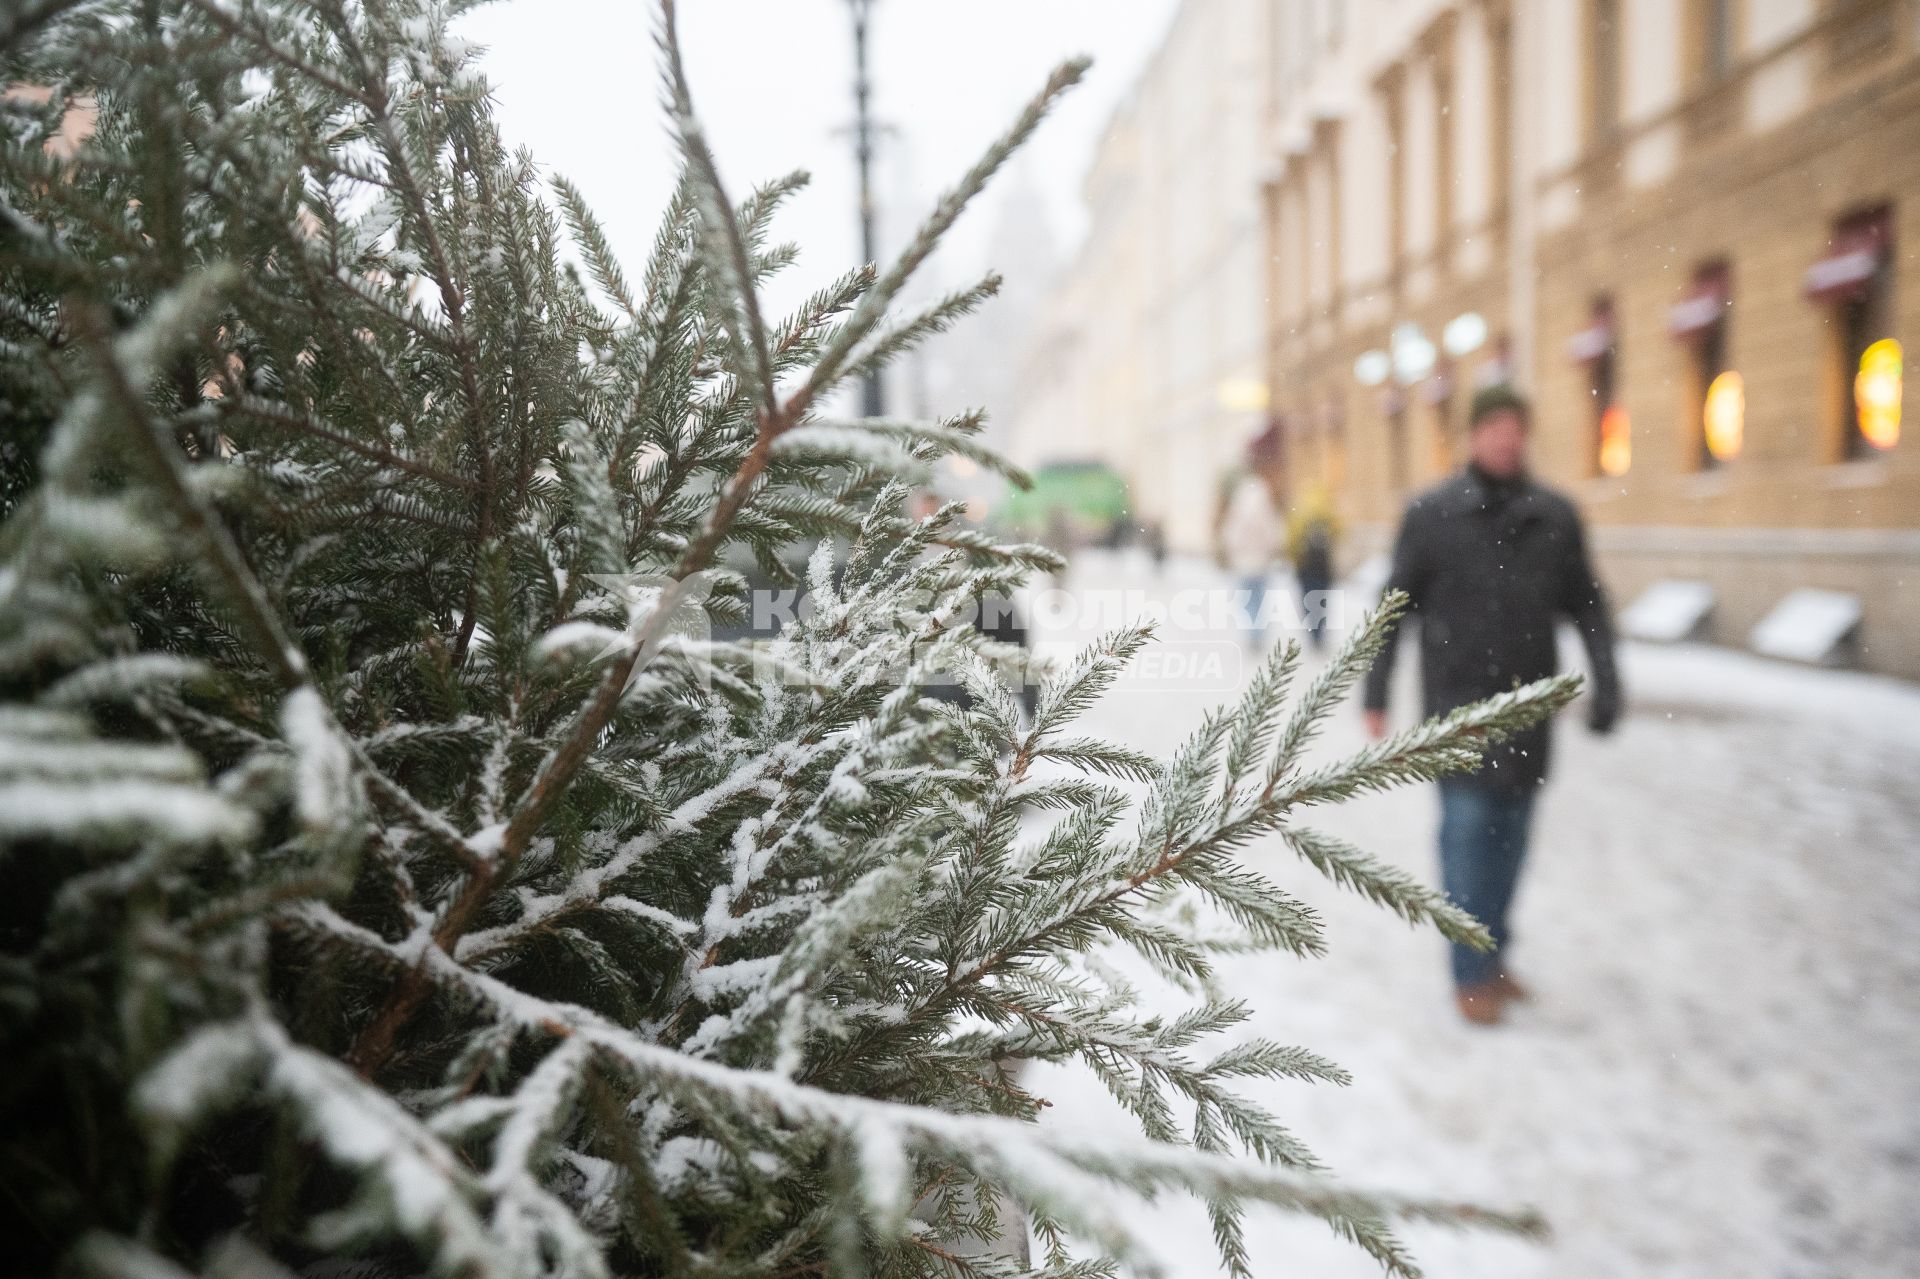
[0,2,1577,1277]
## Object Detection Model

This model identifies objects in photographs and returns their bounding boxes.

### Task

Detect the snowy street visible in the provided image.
[1023,550,1920,1279]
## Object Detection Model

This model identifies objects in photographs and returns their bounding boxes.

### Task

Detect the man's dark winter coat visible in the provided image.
[1361,464,1621,789]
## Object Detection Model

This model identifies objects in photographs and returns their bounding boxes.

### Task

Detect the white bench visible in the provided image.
[1749,589,1862,666]
[1619,579,1715,643]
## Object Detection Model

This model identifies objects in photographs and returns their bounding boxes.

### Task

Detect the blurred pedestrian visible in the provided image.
[1362,385,1622,1026]
[907,486,1034,711]
[1285,482,1341,650]
[1219,469,1283,649]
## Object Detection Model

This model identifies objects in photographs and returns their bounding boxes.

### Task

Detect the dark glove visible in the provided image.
[1586,684,1622,735]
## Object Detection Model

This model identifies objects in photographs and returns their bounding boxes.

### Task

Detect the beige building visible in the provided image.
[1006,0,1273,552]
[1261,0,1920,676]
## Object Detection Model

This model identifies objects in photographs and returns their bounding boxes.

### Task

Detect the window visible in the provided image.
[1263,179,1290,333]
[1434,62,1456,255]
[1574,298,1630,476]
[1705,0,1733,78]
[1806,206,1897,457]
[1855,338,1903,452]
[1323,392,1348,489]
[1839,291,1889,457]
[1488,13,1514,215]
[1378,68,1407,282]
[1692,0,1737,85]
[1670,262,1736,468]
[1588,0,1623,142]
[1270,1,1295,111]
[1702,362,1744,467]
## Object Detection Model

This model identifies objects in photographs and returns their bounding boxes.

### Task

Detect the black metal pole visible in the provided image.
[850,0,884,418]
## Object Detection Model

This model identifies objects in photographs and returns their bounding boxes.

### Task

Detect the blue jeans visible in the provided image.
[1437,779,1537,988]
[1240,574,1269,640]
[1297,575,1332,648]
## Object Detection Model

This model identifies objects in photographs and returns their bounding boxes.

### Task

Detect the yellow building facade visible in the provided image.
[1264,0,1920,675]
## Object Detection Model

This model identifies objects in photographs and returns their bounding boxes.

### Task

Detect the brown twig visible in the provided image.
[348,395,795,1076]
[220,395,478,490]
[74,300,307,689]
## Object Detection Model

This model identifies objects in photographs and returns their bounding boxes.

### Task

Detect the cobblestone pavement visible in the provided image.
[1023,551,1920,1279]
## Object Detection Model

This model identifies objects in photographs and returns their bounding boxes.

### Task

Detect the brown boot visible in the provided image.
[1456,981,1504,1026]
[1493,970,1532,1003]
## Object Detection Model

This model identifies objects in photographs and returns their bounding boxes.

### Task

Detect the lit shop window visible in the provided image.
[1569,297,1625,476]
[1856,338,1902,451]
[1806,205,1895,459]
[1670,262,1733,469]
[1704,370,1745,462]
[1599,403,1633,477]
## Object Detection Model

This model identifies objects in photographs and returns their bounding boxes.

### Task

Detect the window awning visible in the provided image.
[1669,270,1730,342]
[1567,313,1616,363]
[1804,210,1890,304]
[1248,419,1283,464]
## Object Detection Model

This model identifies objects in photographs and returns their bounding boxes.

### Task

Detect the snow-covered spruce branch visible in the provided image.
[919,605,1572,1006]
[792,413,1033,488]
[453,511,1005,978]
[657,0,779,412]
[265,903,1542,1278]
[62,279,306,689]
[1279,826,1491,949]
[207,394,481,491]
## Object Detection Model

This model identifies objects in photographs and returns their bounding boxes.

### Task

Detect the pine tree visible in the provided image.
[0,3,1579,1276]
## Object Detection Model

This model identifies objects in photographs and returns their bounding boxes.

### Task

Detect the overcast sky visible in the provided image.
[456,0,1180,318]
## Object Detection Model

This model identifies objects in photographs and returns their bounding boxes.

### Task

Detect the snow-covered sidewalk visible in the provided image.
[1022,550,1920,1278]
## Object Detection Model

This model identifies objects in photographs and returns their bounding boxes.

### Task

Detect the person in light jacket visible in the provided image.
[1219,469,1283,649]
[1362,385,1622,1025]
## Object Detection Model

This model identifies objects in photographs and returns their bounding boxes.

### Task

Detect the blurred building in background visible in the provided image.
[1267,0,1919,676]
[1013,0,1920,677]
[4,83,96,158]
[1005,0,1272,552]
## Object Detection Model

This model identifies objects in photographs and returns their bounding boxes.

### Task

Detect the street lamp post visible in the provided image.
[849,0,884,419]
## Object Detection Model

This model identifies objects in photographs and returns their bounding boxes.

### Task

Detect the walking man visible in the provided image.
[1362,385,1621,1025]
